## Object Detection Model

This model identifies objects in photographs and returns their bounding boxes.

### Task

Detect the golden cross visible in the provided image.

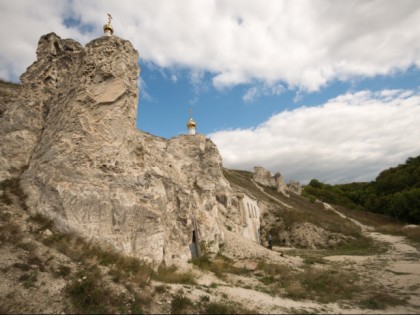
[107,13,113,24]
[189,108,193,118]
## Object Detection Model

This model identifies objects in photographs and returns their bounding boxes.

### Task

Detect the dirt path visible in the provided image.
[251,180,293,209]
[192,204,420,314]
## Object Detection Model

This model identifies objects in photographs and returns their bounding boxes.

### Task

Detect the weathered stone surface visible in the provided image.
[1,33,248,265]
[253,166,276,187]
[274,172,289,196]
[279,222,351,249]
[288,180,302,195]
[237,193,261,243]
[233,260,258,271]
[253,166,290,196]
[0,33,84,181]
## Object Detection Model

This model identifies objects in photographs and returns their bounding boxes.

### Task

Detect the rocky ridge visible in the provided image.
[1,31,354,268]
[253,166,302,196]
[1,33,250,265]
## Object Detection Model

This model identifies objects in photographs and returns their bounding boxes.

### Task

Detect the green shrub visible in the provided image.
[26,253,45,272]
[66,266,116,314]
[154,284,168,293]
[18,240,38,252]
[0,211,12,222]
[108,268,124,283]
[19,271,38,288]
[202,301,256,314]
[28,213,54,231]
[203,302,232,314]
[171,293,193,314]
[12,262,31,271]
[359,291,407,309]
[0,221,22,243]
[0,178,28,211]
[199,294,210,303]
[55,264,72,278]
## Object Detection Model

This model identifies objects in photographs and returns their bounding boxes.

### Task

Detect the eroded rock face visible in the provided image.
[279,222,351,249]
[1,33,244,264]
[274,172,289,196]
[253,167,276,187]
[288,181,302,195]
[0,33,83,180]
[253,166,290,196]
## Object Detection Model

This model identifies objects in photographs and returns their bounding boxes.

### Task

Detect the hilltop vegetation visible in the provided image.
[304,155,420,224]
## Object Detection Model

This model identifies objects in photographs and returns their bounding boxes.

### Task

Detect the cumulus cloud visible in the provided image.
[209,88,420,184]
[0,0,419,91]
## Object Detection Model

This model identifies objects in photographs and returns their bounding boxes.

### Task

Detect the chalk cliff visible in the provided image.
[1,33,252,264]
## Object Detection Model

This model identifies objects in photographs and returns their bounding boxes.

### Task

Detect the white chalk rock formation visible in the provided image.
[288,180,302,195]
[1,33,247,264]
[253,166,290,196]
[253,166,276,187]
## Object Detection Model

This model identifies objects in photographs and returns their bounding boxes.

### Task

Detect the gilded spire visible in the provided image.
[103,13,114,36]
[187,108,197,135]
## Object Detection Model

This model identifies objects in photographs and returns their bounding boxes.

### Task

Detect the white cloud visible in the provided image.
[243,82,285,102]
[243,87,259,102]
[137,76,152,102]
[1,0,419,90]
[209,88,420,184]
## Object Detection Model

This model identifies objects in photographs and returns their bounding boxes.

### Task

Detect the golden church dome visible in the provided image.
[187,117,196,128]
[103,13,113,36]
[103,23,114,35]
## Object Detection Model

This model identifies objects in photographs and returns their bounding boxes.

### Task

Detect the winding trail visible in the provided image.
[318,203,420,313]
[191,203,420,314]
[251,180,293,209]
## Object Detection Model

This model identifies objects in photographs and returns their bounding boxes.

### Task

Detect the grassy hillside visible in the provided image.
[1,171,414,313]
[303,155,420,224]
[223,168,374,252]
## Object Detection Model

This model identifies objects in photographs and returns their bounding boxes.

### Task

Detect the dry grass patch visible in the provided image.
[67,265,121,314]
[191,246,250,279]
[170,290,258,315]
[334,205,399,228]
[256,261,363,303]
[266,190,363,238]
[66,265,150,314]
[153,264,196,285]
[295,268,360,302]
[375,224,420,245]
[404,226,420,244]
[222,169,273,203]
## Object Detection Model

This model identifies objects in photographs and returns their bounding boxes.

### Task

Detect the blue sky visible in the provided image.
[138,63,420,138]
[1,0,419,184]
